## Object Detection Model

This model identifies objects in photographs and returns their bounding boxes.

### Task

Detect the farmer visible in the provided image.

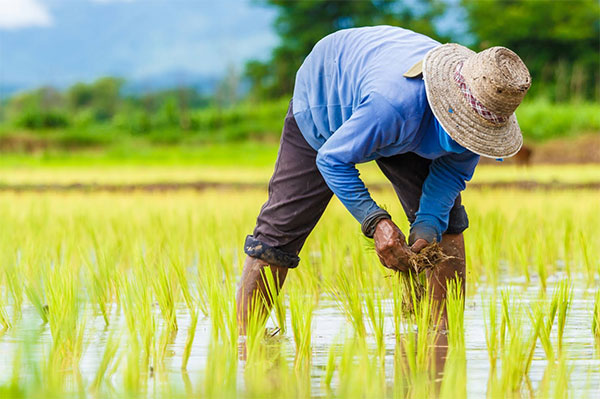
[237,26,531,330]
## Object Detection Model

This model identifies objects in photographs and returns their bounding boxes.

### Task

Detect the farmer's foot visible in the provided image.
[426,233,466,328]
[236,256,288,335]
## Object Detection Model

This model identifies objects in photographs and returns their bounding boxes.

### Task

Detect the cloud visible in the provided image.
[0,0,53,30]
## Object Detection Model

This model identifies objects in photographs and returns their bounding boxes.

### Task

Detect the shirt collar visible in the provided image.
[434,117,468,154]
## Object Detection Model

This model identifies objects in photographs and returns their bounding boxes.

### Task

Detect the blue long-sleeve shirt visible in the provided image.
[292,26,480,241]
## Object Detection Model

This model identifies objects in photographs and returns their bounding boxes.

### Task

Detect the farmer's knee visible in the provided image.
[244,235,300,269]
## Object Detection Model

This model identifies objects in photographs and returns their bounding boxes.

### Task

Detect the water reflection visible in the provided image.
[235,325,455,398]
[0,282,599,397]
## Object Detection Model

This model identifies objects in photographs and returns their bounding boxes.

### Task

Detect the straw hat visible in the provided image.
[422,44,531,158]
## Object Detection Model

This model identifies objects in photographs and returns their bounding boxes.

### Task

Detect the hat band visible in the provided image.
[454,62,508,125]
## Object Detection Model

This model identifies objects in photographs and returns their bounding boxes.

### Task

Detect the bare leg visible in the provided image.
[236,256,289,334]
[426,233,466,327]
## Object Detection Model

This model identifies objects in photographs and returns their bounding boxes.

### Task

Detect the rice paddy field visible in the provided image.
[0,164,599,398]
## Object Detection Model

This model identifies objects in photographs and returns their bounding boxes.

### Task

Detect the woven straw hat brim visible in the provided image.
[423,44,523,158]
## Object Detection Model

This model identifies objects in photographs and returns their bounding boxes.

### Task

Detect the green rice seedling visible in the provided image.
[525,309,544,371]
[535,239,548,291]
[195,265,211,318]
[84,253,116,326]
[2,253,24,322]
[439,340,467,399]
[40,266,88,394]
[122,335,144,394]
[21,250,48,324]
[550,354,572,398]
[23,283,48,324]
[261,265,287,333]
[181,306,199,371]
[500,289,511,347]
[562,219,573,277]
[330,269,366,338]
[362,287,388,392]
[82,226,118,326]
[395,285,442,396]
[336,337,385,399]
[153,325,177,378]
[91,330,121,392]
[493,305,539,395]
[445,277,465,349]
[593,289,600,347]
[244,289,270,363]
[149,254,179,332]
[289,284,317,367]
[531,301,554,363]
[43,260,86,367]
[118,267,155,385]
[203,339,238,398]
[170,248,197,315]
[364,289,385,358]
[487,212,503,284]
[169,242,202,371]
[6,345,24,395]
[0,273,11,329]
[83,257,111,326]
[391,274,404,338]
[555,279,573,355]
[515,238,531,282]
[243,313,292,398]
[483,292,500,371]
[203,273,238,397]
[579,230,594,283]
[397,270,424,315]
[396,332,436,398]
[2,330,46,398]
[362,272,386,358]
[323,339,339,389]
[537,352,573,398]
[471,211,502,286]
[392,339,408,399]
[205,259,238,345]
[0,303,9,331]
[293,359,313,399]
[533,279,571,362]
[413,287,442,365]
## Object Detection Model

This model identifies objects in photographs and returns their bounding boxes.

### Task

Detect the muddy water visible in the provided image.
[1,276,599,397]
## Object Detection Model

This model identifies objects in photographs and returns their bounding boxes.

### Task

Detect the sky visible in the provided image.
[0,0,279,93]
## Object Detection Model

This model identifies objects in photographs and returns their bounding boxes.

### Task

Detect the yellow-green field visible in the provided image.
[0,166,598,398]
[0,163,598,185]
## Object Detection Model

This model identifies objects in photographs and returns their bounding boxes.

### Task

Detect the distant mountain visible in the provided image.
[123,70,222,95]
[0,70,224,100]
[0,83,30,100]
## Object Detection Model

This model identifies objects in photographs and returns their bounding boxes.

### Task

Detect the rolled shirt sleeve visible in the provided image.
[411,151,480,242]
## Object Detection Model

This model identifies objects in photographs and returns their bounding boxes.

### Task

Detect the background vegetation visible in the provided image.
[0,0,598,152]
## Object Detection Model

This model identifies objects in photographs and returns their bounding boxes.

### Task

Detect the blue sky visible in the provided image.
[0,0,471,95]
[0,0,279,91]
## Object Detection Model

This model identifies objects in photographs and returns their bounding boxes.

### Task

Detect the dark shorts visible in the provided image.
[244,101,468,268]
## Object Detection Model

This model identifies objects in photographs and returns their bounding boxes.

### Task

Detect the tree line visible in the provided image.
[0,0,597,131]
[246,0,599,102]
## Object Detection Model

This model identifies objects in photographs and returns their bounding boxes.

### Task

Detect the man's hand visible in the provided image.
[373,218,413,272]
[410,238,429,254]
